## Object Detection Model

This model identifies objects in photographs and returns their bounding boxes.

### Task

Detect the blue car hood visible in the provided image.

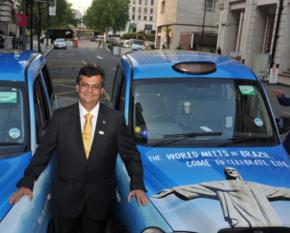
[0,152,31,221]
[139,145,290,232]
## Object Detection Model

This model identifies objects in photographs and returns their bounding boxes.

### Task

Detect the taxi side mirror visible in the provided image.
[276,116,290,134]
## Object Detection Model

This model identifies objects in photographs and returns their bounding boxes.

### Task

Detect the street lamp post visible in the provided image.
[46,0,49,47]
[201,0,207,50]
[22,0,30,50]
[30,0,34,50]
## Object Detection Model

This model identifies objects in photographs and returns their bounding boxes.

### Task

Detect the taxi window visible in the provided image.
[112,65,126,110]
[132,78,277,147]
[0,86,27,148]
[34,76,50,141]
[42,65,53,100]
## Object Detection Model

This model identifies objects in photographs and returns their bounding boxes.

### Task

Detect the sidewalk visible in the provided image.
[25,41,53,57]
[261,75,290,87]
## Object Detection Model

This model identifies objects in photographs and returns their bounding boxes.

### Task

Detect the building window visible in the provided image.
[132,0,136,4]
[206,0,216,12]
[145,0,148,5]
[150,8,153,14]
[132,15,135,20]
[151,0,154,5]
[161,0,165,13]
[132,7,135,12]
[144,16,147,20]
[139,0,142,5]
[149,16,153,21]
[144,8,147,13]
[138,7,141,13]
[138,15,141,20]
[144,24,152,30]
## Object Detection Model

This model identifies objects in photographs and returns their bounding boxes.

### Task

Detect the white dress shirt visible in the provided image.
[79,102,100,143]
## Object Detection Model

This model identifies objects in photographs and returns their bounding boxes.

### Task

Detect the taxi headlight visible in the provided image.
[142,227,165,233]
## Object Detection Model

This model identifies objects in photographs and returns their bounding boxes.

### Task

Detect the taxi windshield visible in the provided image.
[132,78,278,147]
[0,84,28,154]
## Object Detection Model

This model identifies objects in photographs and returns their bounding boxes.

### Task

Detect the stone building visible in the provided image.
[0,0,18,35]
[0,0,18,49]
[155,0,220,50]
[217,0,290,77]
[127,0,158,34]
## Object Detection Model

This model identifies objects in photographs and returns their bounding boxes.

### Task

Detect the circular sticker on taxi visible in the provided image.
[134,126,141,134]
[254,118,263,127]
[9,128,21,139]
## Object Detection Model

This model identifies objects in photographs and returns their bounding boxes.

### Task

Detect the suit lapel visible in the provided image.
[69,103,86,158]
[89,104,107,158]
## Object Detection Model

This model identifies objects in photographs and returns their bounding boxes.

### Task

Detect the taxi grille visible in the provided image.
[218,227,290,233]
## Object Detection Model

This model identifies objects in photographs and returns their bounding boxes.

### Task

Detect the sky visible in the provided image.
[67,0,93,13]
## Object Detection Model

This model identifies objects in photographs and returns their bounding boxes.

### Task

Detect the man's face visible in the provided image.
[77,75,104,108]
[224,167,240,179]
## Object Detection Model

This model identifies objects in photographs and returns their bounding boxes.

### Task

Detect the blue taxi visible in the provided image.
[0,51,56,233]
[112,50,290,233]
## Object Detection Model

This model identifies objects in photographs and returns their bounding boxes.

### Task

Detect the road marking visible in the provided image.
[97,56,103,59]
[54,83,76,88]
[53,79,75,83]
[56,90,77,96]
[82,59,87,65]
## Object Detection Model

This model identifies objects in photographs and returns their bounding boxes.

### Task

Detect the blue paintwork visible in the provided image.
[114,50,290,233]
[0,51,55,232]
[125,50,256,80]
[0,51,40,82]
[0,153,32,221]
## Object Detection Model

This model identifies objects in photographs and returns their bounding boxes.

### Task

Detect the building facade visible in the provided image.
[217,0,290,77]
[127,0,158,34]
[0,0,18,36]
[155,0,220,50]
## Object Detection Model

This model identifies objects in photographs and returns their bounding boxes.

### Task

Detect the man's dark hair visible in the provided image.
[76,64,105,87]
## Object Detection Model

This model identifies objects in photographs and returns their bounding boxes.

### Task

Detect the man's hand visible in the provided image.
[9,187,33,205]
[272,89,284,98]
[128,189,147,206]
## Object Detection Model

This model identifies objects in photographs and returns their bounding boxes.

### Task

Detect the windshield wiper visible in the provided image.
[164,132,222,138]
[151,131,222,147]
[217,136,274,147]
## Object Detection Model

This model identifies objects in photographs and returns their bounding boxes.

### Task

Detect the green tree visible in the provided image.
[23,0,77,52]
[49,0,77,29]
[84,0,129,33]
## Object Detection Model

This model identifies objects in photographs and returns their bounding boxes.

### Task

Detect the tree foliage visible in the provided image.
[84,0,129,33]
[49,0,78,29]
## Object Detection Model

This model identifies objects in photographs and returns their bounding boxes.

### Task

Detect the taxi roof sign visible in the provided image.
[173,62,216,75]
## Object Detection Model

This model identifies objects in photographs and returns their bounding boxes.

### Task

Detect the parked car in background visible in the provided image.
[0,50,57,233]
[111,50,290,233]
[123,39,130,48]
[129,39,145,50]
[53,38,66,49]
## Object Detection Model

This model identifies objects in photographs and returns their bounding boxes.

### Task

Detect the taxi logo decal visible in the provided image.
[8,128,21,139]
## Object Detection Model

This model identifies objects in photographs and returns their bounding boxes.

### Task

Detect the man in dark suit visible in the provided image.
[9,64,147,233]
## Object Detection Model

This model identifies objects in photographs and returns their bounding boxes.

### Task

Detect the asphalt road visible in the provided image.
[46,40,120,107]
[46,40,290,121]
